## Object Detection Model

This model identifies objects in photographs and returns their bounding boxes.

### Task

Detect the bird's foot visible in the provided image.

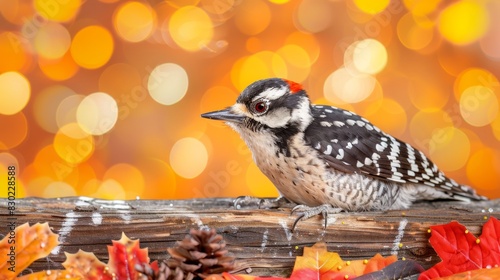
[260,196,295,209]
[234,195,293,209]
[291,204,342,231]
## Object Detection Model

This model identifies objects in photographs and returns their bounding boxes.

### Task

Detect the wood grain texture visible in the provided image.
[1,197,499,277]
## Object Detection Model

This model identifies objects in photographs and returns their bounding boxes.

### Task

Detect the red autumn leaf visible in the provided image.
[107,233,150,279]
[419,217,500,280]
[435,267,500,279]
[477,217,500,266]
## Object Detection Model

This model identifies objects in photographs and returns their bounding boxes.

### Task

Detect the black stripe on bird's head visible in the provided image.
[202,78,313,132]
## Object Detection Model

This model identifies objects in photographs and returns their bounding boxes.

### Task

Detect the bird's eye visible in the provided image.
[253,101,268,114]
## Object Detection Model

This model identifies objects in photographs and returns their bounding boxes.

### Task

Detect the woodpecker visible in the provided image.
[201,78,486,228]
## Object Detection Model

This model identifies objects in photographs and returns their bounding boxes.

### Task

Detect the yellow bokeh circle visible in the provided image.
[409,110,452,150]
[286,32,321,64]
[43,181,77,198]
[93,179,126,200]
[71,25,114,69]
[454,67,499,101]
[0,71,31,115]
[460,86,499,127]
[33,145,80,186]
[34,0,81,22]
[276,44,311,82]
[323,67,376,104]
[231,51,287,91]
[438,0,489,45]
[148,63,189,106]
[295,0,333,33]
[403,0,441,16]
[397,13,434,50]
[350,39,388,75]
[169,6,213,51]
[170,137,208,179]
[54,123,94,164]
[354,0,390,14]
[104,163,145,199]
[113,1,155,43]
[34,22,71,59]
[57,94,85,131]
[76,92,119,135]
[428,127,470,172]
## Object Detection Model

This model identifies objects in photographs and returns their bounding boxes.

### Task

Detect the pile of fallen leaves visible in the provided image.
[2,217,500,279]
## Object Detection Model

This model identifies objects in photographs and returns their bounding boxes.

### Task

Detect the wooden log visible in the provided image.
[1,197,499,277]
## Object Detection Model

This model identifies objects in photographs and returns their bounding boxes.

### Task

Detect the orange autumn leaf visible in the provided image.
[0,223,59,279]
[292,243,397,279]
[63,250,111,280]
[293,242,343,274]
[223,242,398,280]
[363,253,398,274]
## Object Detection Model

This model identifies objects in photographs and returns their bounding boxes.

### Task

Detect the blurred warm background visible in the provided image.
[0,0,499,200]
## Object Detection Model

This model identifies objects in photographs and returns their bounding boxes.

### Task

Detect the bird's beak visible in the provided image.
[201,107,245,123]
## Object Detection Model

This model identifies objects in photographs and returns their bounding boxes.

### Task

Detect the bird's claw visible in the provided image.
[233,196,263,209]
[291,204,342,231]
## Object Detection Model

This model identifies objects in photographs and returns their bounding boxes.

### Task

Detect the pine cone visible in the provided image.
[166,228,235,279]
[136,260,186,280]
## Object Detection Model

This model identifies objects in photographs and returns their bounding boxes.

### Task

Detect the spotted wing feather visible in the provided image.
[304,105,484,201]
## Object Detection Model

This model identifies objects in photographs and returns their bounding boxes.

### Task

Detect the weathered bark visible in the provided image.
[1,197,498,276]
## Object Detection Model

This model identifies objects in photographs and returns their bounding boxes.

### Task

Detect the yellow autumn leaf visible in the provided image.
[62,250,110,279]
[0,223,59,279]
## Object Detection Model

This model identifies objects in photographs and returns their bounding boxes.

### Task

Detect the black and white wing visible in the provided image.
[304,105,485,201]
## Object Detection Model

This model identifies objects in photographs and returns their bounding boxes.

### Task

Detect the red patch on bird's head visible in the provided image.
[283,79,303,94]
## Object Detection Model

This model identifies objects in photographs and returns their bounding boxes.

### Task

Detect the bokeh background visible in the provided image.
[0,0,499,200]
